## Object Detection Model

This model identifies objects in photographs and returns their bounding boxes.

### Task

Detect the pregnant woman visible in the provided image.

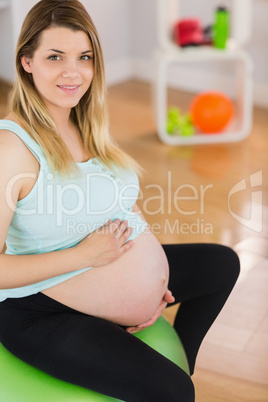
[0,1,240,401]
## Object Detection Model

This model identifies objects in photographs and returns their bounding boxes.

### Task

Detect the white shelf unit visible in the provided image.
[153,0,253,145]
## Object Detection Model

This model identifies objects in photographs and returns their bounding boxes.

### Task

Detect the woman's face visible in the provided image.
[21,27,94,116]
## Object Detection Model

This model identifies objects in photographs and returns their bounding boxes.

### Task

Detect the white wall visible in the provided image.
[245,0,268,106]
[0,0,38,82]
[0,0,267,107]
[0,1,14,82]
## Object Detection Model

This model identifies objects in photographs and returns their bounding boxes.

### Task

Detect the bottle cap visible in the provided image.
[217,6,228,12]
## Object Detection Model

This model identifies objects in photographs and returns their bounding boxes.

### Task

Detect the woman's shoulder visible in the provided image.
[1,113,22,128]
[0,115,38,170]
[0,116,27,152]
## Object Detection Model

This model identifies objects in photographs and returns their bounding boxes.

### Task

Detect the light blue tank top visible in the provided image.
[0,120,147,302]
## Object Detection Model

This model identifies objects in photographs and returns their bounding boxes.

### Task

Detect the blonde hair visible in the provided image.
[12,0,141,176]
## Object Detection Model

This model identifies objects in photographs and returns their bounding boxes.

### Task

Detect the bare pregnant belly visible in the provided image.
[42,231,169,326]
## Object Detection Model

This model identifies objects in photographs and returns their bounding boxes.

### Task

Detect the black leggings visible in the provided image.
[0,243,240,402]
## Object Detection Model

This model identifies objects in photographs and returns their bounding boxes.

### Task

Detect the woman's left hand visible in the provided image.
[126,289,175,334]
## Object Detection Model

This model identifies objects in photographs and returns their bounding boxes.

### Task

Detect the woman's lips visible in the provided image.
[57,85,80,94]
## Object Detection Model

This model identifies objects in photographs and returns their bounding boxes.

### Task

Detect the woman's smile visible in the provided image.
[57,85,81,94]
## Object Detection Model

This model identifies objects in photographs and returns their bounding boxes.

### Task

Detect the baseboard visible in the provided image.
[120,57,238,98]
[253,82,268,109]
[105,57,134,86]
[0,77,13,87]
[106,57,268,109]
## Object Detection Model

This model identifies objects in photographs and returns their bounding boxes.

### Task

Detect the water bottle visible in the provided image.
[214,6,229,49]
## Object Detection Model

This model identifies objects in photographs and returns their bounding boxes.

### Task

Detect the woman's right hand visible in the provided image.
[76,219,134,268]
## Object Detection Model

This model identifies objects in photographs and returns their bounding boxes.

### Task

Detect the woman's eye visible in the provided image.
[80,55,92,61]
[48,55,61,61]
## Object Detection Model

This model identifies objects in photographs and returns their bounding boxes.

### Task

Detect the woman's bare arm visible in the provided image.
[0,219,134,289]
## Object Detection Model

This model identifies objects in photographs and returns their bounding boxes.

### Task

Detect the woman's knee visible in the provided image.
[213,244,240,289]
[165,371,195,402]
[143,365,195,402]
[172,373,195,402]
[221,245,240,279]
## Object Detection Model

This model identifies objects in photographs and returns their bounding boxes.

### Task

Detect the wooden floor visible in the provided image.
[1,79,268,401]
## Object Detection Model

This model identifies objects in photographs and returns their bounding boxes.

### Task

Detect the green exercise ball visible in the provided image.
[0,316,189,402]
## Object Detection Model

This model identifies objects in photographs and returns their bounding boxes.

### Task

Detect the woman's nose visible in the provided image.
[61,61,80,79]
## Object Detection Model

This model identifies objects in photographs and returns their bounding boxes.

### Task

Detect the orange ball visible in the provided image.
[190,92,234,133]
